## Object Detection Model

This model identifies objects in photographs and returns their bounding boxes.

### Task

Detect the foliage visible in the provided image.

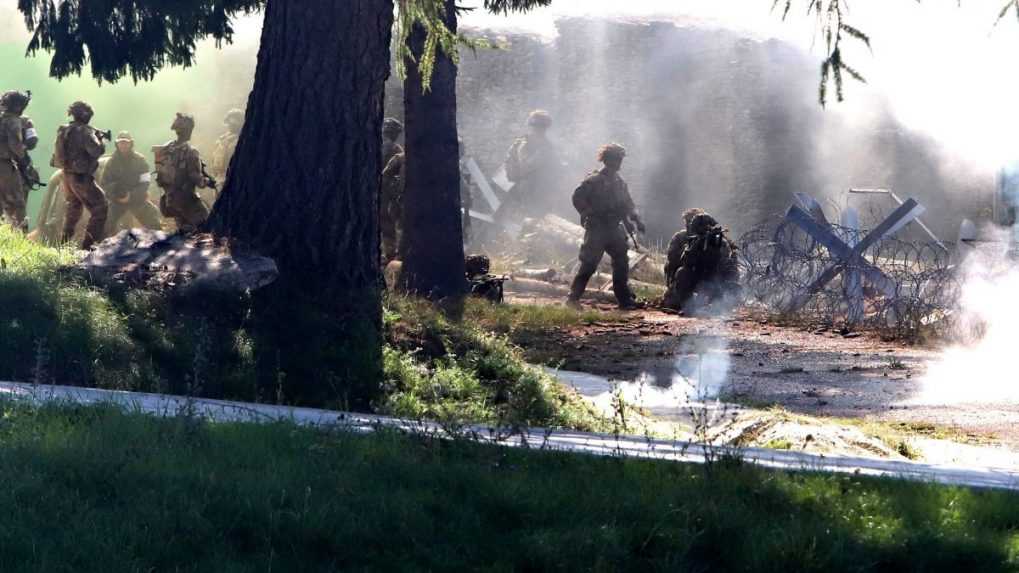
[16,0,262,83]
[382,293,609,431]
[1,402,1018,571]
[14,0,550,87]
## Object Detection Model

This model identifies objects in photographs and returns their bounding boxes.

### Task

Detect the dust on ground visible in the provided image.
[508,292,1019,466]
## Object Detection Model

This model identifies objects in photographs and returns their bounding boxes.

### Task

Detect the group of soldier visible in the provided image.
[378,108,740,313]
[0,89,243,250]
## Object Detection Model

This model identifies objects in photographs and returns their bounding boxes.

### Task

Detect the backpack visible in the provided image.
[50,125,69,169]
[153,143,184,187]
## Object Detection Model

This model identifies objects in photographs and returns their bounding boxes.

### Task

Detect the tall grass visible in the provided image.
[0,401,1016,572]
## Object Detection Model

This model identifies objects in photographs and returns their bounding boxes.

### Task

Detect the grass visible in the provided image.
[0,226,610,431]
[382,294,613,432]
[461,297,624,335]
[1,401,1019,572]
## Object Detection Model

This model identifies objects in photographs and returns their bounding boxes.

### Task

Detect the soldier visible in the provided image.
[459,137,473,246]
[209,108,244,197]
[53,101,108,249]
[502,110,563,221]
[663,208,705,283]
[662,210,740,312]
[566,143,645,310]
[102,131,161,233]
[382,117,404,169]
[154,113,212,233]
[380,150,405,262]
[0,91,32,231]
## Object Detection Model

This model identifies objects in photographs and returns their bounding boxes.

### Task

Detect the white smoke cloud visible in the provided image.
[462,1,1019,171]
[919,232,1019,405]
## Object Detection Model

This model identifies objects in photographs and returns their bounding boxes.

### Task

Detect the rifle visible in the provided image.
[93,128,113,142]
[14,156,41,190]
[200,160,218,191]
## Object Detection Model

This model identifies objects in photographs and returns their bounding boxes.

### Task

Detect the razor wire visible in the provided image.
[737,220,962,340]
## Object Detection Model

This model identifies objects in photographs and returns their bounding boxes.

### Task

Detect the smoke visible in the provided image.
[918,230,1019,405]
[0,11,261,219]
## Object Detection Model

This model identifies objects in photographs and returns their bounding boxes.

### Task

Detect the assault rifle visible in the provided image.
[200,160,218,190]
[93,128,113,142]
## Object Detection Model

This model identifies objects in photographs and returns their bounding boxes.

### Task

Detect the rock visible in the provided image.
[77,229,279,293]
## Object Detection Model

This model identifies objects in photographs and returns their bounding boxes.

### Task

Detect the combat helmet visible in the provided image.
[224,108,244,131]
[68,101,94,122]
[0,91,30,115]
[526,109,552,129]
[172,112,196,136]
[596,142,626,165]
[382,117,403,138]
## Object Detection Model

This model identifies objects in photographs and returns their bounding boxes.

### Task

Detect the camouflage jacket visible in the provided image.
[571,168,636,228]
[61,121,105,175]
[101,150,151,200]
[210,131,239,180]
[382,140,403,173]
[155,140,204,191]
[0,112,26,161]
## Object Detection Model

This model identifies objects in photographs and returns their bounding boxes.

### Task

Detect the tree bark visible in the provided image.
[206,0,393,408]
[398,0,468,300]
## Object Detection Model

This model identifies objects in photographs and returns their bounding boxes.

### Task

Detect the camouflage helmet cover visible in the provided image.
[596,143,626,164]
[115,131,134,143]
[68,100,94,121]
[687,212,720,235]
[682,208,706,225]
[0,91,30,114]
[224,108,244,125]
[526,109,552,128]
[172,112,196,133]
[382,117,403,137]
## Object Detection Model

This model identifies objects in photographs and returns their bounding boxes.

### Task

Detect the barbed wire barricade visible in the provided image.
[737,219,961,340]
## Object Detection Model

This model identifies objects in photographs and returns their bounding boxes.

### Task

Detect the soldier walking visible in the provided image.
[53,101,108,249]
[0,91,32,231]
[502,110,563,222]
[566,143,645,310]
[102,131,162,234]
[379,118,405,262]
[154,113,211,232]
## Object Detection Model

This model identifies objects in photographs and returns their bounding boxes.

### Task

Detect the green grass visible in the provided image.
[382,294,611,432]
[1,402,1018,572]
[0,226,608,431]
[462,297,624,335]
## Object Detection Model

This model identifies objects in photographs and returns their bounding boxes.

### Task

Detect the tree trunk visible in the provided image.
[206,0,394,408]
[398,0,468,300]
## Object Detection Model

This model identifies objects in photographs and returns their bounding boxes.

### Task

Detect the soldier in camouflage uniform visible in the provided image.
[154,113,211,232]
[102,131,161,234]
[0,91,32,231]
[566,143,645,310]
[382,118,404,170]
[380,150,405,262]
[502,110,563,222]
[379,118,405,262]
[54,101,108,249]
[209,108,244,199]
[662,210,740,312]
[458,137,474,246]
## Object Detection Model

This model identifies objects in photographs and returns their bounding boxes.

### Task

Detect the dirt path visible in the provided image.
[509,293,1019,458]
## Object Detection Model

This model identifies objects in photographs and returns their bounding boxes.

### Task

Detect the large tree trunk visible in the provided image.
[207,0,393,408]
[398,0,468,300]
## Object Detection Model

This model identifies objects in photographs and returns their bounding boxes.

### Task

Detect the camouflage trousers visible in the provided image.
[662,261,740,311]
[380,200,401,262]
[160,186,209,232]
[62,173,108,250]
[0,160,26,231]
[568,222,634,306]
[106,190,163,234]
